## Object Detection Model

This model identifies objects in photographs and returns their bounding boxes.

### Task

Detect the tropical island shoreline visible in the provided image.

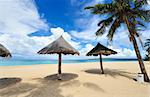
[0,58,141,66]
[0,61,149,97]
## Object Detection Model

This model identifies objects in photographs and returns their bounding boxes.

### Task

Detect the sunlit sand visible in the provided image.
[0,61,149,97]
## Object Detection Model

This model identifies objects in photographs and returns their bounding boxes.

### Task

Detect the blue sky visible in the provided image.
[29,0,79,36]
[0,0,149,59]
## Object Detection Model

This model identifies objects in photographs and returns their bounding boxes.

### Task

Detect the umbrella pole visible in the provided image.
[58,53,62,80]
[99,54,104,74]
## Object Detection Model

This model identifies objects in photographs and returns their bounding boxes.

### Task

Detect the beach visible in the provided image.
[0,61,150,97]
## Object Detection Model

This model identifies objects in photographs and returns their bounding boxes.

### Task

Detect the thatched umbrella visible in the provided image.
[38,36,79,79]
[0,44,11,57]
[86,43,117,74]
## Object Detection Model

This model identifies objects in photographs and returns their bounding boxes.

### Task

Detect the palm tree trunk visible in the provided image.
[132,36,149,82]
[124,17,149,82]
[99,54,104,74]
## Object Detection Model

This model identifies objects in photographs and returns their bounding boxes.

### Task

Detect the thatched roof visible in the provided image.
[86,43,117,56]
[0,44,11,57]
[38,36,79,55]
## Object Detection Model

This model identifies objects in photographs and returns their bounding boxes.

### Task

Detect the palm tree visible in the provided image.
[85,0,150,82]
[144,39,150,60]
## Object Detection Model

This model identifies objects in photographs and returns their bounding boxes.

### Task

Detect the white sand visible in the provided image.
[0,61,150,97]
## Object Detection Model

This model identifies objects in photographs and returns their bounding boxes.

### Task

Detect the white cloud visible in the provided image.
[71,16,108,43]
[0,0,48,55]
[148,0,150,4]
[0,0,48,35]
[79,43,137,59]
[49,27,80,49]
[70,0,149,59]
[80,44,94,55]
[0,0,80,59]
[107,46,136,58]
[0,0,148,60]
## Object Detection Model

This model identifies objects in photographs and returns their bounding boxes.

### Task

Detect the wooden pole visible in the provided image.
[99,54,104,74]
[58,53,62,80]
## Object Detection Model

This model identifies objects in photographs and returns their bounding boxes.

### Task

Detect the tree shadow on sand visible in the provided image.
[0,73,78,97]
[0,77,22,89]
[0,82,37,97]
[0,77,36,97]
[84,68,137,80]
[83,82,105,92]
[26,73,78,97]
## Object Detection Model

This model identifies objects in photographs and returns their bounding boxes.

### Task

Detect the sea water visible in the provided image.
[0,59,137,66]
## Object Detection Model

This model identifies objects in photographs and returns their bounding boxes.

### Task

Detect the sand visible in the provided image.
[0,61,150,97]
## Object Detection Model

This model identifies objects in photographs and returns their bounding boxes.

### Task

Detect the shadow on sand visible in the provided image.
[26,73,78,97]
[0,82,37,97]
[0,73,78,97]
[83,82,105,92]
[0,77,22,89]
[84,68,136,80]
[0,73,106,97]
[44,73,78,81]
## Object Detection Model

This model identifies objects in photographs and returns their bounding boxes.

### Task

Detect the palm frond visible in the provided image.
[144,42,150,47]
[84,6,94,10]
[146,39,150,41]
[85,3,116,15]
[107,17,121,41]
[134,9,150,22]
[85,0,149,44]
[136,21,146,28]
[130,18,147,29]
[147,47,150,52]
[135,0,148,8]
[98,15,114,26]
[96,15,115,36]
[134,0,148,9]
[95,25,106,36]
[136,34,145,48]
[144,39,150,48]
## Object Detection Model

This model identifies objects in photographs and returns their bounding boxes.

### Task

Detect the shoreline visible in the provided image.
[0,60,149,66]
[0,62,150,97]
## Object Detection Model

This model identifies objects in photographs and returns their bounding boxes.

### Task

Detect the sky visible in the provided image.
[0,0,149,60]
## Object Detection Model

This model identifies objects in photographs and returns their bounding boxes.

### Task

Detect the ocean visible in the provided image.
[0,58,138,66]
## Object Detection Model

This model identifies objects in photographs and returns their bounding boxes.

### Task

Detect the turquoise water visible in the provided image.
[0,59,137,66]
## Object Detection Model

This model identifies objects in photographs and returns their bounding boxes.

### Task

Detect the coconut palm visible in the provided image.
[85,0,150,82]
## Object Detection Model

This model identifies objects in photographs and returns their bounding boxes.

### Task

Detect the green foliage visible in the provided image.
[144,55,150,61]
[85,0,150,41]
[144,39,150,61]
[144,39,150,48]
